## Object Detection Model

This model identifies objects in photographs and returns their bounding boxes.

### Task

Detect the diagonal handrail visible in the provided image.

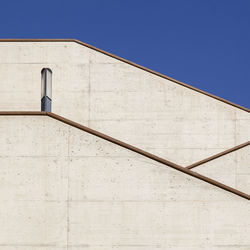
[186,141,250,170]
[47,112,250,200]
[0,111,249,200]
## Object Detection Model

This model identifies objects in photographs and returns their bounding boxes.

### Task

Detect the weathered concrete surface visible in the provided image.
[0,115,249,249]
[0,41,249,167]
[193,145,250,194]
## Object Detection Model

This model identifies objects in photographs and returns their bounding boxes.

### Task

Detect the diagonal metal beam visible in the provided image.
[186,141,250,170]
[0,111,249,200]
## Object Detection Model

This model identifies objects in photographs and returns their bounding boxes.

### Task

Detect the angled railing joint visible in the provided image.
[0,111,249,200]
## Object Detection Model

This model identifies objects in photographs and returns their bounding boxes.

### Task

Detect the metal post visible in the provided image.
[41,68,52,112]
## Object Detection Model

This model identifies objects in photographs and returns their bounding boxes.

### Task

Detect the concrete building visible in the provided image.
[0,39,249,249]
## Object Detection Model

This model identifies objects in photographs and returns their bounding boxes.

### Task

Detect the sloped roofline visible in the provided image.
[0,111,249,200]
[186,141,250,169]
[0,39,249,112]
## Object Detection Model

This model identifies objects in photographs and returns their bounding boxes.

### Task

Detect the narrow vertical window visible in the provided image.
[41,68,52,112]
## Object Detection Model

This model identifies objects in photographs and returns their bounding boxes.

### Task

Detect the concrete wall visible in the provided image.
[0,41,249,167]
[193,146,250,194]
[0,115,249,249]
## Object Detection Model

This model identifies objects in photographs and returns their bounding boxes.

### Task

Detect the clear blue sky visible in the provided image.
[0,0,249,108]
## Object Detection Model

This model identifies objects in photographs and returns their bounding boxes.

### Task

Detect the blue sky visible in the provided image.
[0,0,249,108]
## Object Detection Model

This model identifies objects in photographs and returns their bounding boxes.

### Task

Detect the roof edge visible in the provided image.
[0,39,249,113]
